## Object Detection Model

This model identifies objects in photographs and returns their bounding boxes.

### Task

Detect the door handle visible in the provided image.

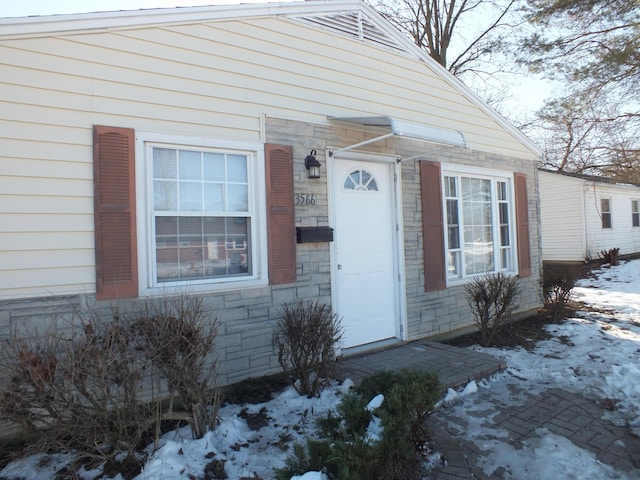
[338,264,343,269]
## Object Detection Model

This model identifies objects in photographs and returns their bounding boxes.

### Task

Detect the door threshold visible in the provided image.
[339,337,402,359]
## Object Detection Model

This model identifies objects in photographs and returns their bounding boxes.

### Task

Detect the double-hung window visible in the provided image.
[632,200,639,227]
[443,170,514,280]
[143,139,265,290]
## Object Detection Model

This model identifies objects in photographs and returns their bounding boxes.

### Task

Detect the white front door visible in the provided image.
[332,156,398,348]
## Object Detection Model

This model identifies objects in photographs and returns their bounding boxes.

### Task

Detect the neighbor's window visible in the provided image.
[632,200,639,227]
[444,173,514,279]
[601,198,612,229]
[151,146,253,284]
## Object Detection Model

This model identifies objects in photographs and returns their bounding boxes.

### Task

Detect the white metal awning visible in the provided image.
[327,115,467,156]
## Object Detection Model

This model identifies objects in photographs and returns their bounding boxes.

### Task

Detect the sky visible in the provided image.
[1,260,639,479]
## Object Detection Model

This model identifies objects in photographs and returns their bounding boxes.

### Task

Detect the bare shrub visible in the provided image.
[465,273,520,346]
[542,263,583,320]
[0,294,221,472]
[598,247,620,266]
[273,300,342,398]
[133,295,221,439]
[0,313,152,469]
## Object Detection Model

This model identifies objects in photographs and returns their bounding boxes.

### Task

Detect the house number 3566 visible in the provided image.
[295,193,316,206]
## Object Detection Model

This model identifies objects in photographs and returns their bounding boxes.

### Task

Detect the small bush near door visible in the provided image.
[273,300,343,398]
[274,369,442,480]
[465,272,520,347]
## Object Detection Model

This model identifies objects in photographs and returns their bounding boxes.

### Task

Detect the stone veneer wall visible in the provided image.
[0,117,541,388]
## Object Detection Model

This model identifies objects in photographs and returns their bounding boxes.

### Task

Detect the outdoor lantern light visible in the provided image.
[304,149,321,179]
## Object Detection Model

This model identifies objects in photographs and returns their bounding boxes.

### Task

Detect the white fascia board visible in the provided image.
[0,0,360,38]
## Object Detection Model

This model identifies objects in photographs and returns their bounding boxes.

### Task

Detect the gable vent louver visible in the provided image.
[293,11,405,52]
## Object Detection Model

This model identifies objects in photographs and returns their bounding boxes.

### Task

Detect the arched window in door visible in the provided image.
[343,169,378,191]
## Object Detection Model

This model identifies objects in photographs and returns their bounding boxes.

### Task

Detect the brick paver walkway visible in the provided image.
[335,339,640,479]
[432,386,640,479]
[335,338,506,388]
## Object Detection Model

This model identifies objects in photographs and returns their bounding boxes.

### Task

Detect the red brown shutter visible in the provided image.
[93,125,138,300]
[514,173,531,278]
[265,144,296,284]
[420,160,446,292]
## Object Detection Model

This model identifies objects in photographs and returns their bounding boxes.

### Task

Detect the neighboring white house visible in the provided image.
[0,0,543,386]
[539,169,640,263]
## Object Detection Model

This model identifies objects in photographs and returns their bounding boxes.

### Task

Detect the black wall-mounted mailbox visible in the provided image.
[296,226,334,243]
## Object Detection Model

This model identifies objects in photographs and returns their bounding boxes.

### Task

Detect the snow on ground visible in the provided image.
[1,260,639,479]
[438,259,640,479]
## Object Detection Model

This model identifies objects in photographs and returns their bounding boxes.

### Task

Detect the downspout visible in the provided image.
[582,183,590,261]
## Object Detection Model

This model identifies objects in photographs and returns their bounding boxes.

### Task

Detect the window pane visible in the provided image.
[179,181,202,211]
[156,216,251,282]
[601,199,611,229]
[344,170,378,191]
[499,203,509,224]
[500,248,510,270]
[497,181,507,201]
[227,154,248,183]
[461,177,472,200]
[481,202,492,224]
[500,225,510,247]
[448,226,460,249]
[204,183,225,211]
[203,152,226,181]
[463,225,494,275]
[179,150,202,180]
[154,180,177,211]
[153,148,176,179]
[479,179,491,201]
[444,176,456,197]
[227,184,249,212]
[344,176,356,190]
[203,217,250,277]
[155,216,179,280]
[460,177,493,275]
[447,251,460,278]
[446,199,458,226]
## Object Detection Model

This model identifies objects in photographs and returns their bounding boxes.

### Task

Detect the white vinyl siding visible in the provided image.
[0,11,536,299]
[539,171,640,261]
[539,172,587,262]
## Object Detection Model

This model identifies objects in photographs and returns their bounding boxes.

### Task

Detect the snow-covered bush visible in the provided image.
[273,300,342,398]
[275,369,441,480]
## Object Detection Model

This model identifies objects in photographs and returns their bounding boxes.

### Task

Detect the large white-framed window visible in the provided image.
[632,200,639,228]
[136,133,267,294]
[443,167,515,281]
